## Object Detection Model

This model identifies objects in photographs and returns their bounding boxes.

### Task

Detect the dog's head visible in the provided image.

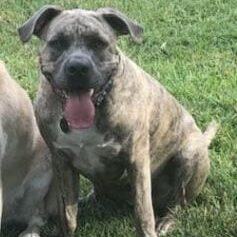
[18,5,143,129]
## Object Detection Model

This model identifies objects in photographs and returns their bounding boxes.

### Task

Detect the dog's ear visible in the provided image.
[98,8,143,44]
[18,5,62,43]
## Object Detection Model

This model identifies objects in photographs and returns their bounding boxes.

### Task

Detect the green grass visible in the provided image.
[0,0,236,236]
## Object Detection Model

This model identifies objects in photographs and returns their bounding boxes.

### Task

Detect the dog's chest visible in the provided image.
[54,126,123,179]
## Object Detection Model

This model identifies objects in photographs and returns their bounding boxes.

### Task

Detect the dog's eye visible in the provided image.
[48,37,69,51]
[88,38,108,50]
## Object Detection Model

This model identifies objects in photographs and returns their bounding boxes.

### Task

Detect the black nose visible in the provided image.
[65,57,91,79]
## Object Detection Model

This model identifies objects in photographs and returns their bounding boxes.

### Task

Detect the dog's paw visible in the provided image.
[18,231,40,237]
[156,216,175,236]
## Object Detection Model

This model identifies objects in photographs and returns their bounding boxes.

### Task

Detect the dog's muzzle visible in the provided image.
[58,76,113,133]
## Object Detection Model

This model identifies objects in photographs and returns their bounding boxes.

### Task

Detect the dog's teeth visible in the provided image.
[90,89,94,96]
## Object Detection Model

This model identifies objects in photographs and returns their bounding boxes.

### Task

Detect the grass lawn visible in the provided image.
[0,0,236,236]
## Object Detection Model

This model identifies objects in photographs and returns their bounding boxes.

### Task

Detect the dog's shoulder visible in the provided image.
[0,60,9,84]
[0,60,35,127]
[0,61,18,92]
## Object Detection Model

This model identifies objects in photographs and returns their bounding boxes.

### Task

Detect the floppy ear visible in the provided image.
[98,8,143,44]
[18,5,62,43]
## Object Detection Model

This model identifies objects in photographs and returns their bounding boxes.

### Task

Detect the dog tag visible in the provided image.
[60,117,70,133]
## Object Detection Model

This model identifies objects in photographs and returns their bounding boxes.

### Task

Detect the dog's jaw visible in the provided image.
[50,73,113,132]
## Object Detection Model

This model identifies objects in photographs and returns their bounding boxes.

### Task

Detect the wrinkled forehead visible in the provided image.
[47,9,113,41]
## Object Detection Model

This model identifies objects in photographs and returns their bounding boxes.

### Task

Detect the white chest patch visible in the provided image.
[53,126,122,178]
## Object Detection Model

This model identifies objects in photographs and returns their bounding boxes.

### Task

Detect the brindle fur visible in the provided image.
[19,6,218,237]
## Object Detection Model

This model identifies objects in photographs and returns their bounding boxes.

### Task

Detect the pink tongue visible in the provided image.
[64,91,95,129]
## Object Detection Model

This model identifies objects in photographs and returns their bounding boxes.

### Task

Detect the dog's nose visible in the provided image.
[65,57,91,79]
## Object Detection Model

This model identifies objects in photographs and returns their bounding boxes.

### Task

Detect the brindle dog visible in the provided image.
[19,5,218,237]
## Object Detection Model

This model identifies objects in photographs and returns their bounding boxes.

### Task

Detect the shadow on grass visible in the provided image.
[1,222,26,237]
[1,198,132,237]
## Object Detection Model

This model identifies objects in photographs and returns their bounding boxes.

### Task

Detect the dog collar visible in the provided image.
[93,77,113,107]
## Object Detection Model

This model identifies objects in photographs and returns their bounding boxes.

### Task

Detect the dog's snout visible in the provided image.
[65,57,91,79]
[63,55,100,89]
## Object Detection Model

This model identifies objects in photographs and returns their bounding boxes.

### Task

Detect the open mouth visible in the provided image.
[53,75,113,131]
[59,88,96,129]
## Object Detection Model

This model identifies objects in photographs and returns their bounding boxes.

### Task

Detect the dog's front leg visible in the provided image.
[130,134,157,237]
[52,151,79,237]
